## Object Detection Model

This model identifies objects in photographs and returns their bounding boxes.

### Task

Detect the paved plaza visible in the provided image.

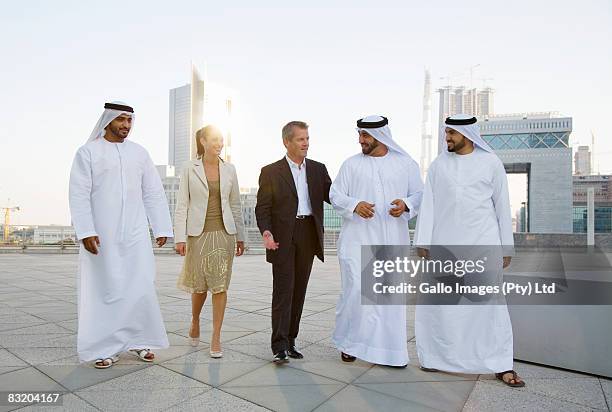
[0,253,610,411]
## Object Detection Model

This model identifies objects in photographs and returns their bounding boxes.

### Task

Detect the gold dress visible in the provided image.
[177,179,236,294]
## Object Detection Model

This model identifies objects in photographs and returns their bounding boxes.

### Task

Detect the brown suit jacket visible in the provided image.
[255,158,331,264]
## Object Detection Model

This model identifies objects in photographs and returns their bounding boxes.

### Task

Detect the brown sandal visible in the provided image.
[495,370,525,387]
[420,366,439,372]
[341,352,356,362]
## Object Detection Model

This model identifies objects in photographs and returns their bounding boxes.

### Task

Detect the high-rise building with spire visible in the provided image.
[419,69,433,178]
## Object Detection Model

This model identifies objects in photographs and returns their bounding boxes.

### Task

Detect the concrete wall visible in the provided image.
[497,148,573,233]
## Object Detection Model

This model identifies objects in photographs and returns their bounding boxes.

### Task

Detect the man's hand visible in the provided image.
[417,247,430,260]
[354,201,375,219]
[262,230,279,250]
[156,237,167,247]
[175,242,186,256]
[82,236,100,255]
[389,199,408,218]
[503,256,512,269]
[236,241,245,256]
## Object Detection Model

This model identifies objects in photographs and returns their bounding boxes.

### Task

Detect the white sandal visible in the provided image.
[94,354,119,369]
[130,349,155,362]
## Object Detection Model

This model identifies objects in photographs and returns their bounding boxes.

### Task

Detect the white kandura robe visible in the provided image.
[69,138,173,362]
[331,151,423,366]
[414,147,514,374]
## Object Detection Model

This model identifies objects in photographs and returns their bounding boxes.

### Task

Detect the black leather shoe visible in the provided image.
[272,350,289,364]
[287,346,304,359]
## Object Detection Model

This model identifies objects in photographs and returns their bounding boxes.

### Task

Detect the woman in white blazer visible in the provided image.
[174,125,245,358]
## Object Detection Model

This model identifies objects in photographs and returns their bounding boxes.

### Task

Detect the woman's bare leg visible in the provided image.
[190,292,207,338]
[211,291,227,351]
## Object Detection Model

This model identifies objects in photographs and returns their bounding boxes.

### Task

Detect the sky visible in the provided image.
[1,0,611,225]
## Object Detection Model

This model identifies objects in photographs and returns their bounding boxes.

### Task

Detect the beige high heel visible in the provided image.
[188,321,200,347]
[210,337,222,358]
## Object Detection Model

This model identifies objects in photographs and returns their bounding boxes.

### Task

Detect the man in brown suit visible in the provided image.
[255,121,332,363]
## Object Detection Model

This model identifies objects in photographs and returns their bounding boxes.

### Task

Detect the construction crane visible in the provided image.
[1,200,20,243]
[439,64,481,88]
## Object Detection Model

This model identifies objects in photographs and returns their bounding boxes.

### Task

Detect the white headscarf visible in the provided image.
[356,115,412,158]
[440,114,493,153]
[86,101,135,143]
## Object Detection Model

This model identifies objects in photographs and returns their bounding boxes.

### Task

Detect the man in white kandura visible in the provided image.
[330,115,423,367]
[69,102,173,369]
[414,114,525,387]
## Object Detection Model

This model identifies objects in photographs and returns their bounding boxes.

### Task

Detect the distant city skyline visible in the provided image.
[1,0,611,225]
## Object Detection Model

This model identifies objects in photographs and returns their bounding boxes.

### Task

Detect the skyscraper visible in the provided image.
[420,69,433,178]
[574,145,591,175]
[168,65,206,175]
[168,64,234,173]
[437,85,494,153]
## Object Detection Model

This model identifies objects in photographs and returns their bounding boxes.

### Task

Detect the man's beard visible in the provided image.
[108,124,130,139]
[447,138,466,152]
[361,140,378,154]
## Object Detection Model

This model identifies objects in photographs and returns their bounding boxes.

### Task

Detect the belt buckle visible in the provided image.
[296,215,307,220]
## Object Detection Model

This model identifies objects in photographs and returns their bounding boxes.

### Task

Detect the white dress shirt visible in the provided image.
[286,155,313,216]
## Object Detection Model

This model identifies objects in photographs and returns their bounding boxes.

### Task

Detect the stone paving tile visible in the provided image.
[479,360,597,380]
[163,388,271,411]
[74,366,211,411]
[294,330,331,345]
[222,320,272,332]
[77,365,210,391]
[36,363,149,391]
[225,343,284,361]
[0,323,72,335]
[291,343,342,362]
[286,360,373,383]
[221,362,343,387]
[55,319,78,332]
[0,366,66,392]
[222,384,345,412]
[504,377,607,410]
[0,321,47,333]
[8,347,76,365]
[161,347,263,365]
[463,380,603,412]
[164,360,267,387]
[223,331,271,346]
[76,387,210,412]
[31,312,77,323]
[0,366,28,375]
[15,393,99,412]
[314,384,433,412]
[0,313,45,325]
[354,364,477,384]
[173,327,252,343]
[0,349,29,376]
[0,349,28,367]
[356,381,476,411]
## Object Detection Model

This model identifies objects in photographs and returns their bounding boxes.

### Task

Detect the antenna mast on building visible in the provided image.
[591,130,598,174]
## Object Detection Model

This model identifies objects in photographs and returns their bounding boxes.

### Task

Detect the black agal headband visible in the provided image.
[104,103,134,113]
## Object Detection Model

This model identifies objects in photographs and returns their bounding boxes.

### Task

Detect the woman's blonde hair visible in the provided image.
[195,125,222,158]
